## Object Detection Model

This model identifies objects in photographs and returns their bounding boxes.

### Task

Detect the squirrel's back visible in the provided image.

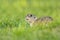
[34,16,53,24]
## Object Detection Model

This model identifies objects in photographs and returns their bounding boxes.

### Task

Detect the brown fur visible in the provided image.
[25,14,53,26]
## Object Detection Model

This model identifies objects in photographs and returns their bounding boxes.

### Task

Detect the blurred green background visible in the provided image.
[0,0,60,40]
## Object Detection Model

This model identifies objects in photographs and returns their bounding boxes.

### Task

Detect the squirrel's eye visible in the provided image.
[30,15,32,17]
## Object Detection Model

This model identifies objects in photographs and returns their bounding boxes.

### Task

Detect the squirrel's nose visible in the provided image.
[26,19,29,20]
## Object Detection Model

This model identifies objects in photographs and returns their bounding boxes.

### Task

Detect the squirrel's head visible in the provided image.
[25,14,37,24]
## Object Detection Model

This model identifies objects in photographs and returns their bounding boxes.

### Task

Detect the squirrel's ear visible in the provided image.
[34,17,36,18]
[34,17,37,20]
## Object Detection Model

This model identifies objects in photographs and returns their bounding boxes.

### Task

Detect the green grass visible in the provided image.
[0,0,60,40]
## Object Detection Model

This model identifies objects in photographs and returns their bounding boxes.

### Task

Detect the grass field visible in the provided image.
[0,0,60,40]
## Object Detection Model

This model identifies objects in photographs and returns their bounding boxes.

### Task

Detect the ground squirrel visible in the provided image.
[25,14,53,27]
